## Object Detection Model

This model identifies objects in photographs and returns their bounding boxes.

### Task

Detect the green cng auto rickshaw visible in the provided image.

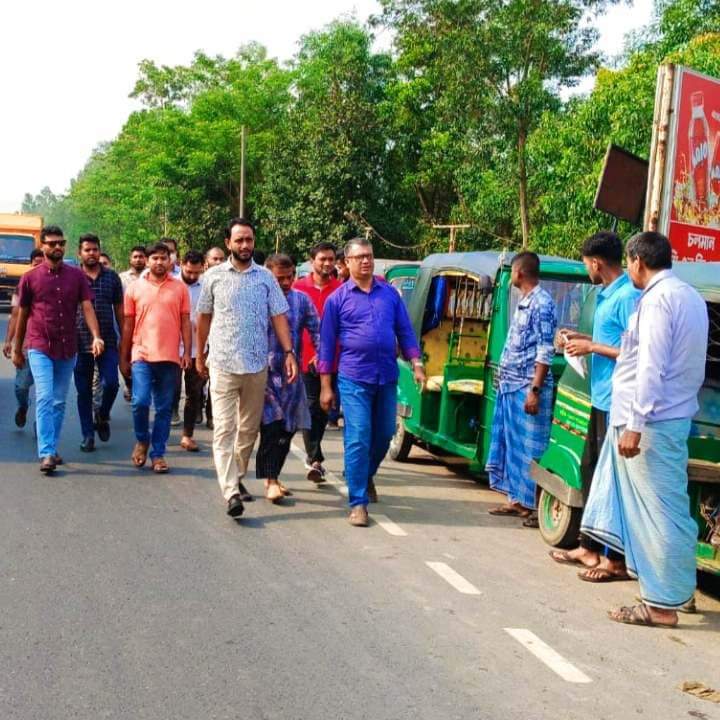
[390,252,591,472]
[532,262,720,574]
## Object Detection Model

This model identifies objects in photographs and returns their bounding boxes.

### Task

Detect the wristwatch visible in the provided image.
[284,349,295,356]
[531,385,541,395]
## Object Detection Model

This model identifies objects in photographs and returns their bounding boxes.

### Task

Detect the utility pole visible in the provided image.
[433,224,470,253]
[239,125,246,218]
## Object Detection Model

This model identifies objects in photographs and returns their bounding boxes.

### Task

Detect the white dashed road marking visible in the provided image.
[425,561,481,595]
[504,628,592,684]
[373,514,408,537]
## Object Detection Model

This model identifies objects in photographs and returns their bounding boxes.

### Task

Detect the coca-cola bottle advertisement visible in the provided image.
[669,69,720,261]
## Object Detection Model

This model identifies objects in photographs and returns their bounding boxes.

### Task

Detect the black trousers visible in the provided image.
[182,362,207,437]
[302,371,329,464]
[579,408,623,561]
[256,420,295,479]
[172,365,182,414]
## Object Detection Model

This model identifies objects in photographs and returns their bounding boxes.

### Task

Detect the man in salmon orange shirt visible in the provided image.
[293,241,342,484]
[120,242,192,474]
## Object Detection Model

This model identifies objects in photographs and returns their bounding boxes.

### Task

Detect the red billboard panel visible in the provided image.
[666,68,720,261]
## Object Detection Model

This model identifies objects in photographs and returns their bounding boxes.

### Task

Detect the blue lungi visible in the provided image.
[581,420,697,610]
[486,386,553,509]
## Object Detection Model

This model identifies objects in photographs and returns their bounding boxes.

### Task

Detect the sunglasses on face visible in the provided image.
[44,239,66,248]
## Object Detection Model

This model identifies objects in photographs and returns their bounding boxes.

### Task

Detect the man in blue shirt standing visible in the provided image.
[486,252,557,524]
[549,232,640,581]
[318,238,425,527]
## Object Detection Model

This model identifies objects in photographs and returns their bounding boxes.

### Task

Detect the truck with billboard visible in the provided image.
[0,213,43,301]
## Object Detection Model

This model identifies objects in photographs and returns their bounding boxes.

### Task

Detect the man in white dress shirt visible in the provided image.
[580,231,708,628]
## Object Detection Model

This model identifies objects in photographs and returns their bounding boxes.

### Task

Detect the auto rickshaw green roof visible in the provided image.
[417,251,588,282]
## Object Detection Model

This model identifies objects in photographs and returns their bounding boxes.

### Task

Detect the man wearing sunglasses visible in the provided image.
[12,225,104,474]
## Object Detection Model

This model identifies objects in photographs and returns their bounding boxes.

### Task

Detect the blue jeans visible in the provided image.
[27,350,76,458]
[337,375,397,507]
[74,349,120,439]
[15,363,34,410]
[131,361,177,459]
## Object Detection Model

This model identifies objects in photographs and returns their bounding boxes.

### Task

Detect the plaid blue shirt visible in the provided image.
[498,285,557,393]
[76,266,123,352]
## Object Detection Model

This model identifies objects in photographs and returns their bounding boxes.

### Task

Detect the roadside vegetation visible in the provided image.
[23,0,720,261]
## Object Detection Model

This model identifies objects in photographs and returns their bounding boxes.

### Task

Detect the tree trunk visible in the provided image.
[517,129,530,249]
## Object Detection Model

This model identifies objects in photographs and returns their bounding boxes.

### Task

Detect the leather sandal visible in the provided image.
[132,441,149,468]
[151,457,169,474]
[265,482,284,503]
[180,436,199,452]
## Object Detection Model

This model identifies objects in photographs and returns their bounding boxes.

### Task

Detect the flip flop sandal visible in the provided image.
[608,603,677,628]
[522,514,539,528]
[488,506,530,517]
[132,442,149,468]
[278,483,293,496]
[548,550,599,567]
[578,568,632,583]
[151,458,169,474]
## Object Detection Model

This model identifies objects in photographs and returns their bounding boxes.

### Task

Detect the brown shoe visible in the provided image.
[180,436,199,452]
[53,454,64,466]
[367,480,378,503]
[40,456,57,474]
[349,505,369,527]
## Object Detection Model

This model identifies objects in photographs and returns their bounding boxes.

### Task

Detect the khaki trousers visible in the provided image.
[209,367,267,501]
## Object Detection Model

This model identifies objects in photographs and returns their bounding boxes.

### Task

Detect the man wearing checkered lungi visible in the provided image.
[486,252,557,526]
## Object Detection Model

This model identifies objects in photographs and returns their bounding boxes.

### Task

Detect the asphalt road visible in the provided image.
[1,317,719,720]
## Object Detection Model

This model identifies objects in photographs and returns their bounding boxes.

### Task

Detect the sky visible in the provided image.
[1,0,654,213]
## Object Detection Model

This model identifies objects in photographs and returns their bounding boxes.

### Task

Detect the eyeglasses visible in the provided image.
[43,240,66,248]
[346,254,373,262]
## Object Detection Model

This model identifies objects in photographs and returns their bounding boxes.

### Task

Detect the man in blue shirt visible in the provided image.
[549,231,640,581]
[487,252,557,523]
[318,238,425,527]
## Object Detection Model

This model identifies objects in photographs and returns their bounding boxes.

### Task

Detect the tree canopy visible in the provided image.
[25,0,720,267]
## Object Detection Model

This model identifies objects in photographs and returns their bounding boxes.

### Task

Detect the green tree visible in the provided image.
[380,0,610,248]
[259,21,416,255]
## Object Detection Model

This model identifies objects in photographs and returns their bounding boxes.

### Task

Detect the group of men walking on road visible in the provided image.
[486,231,708,629]
[5,219,424,531]
[5,221,710,628]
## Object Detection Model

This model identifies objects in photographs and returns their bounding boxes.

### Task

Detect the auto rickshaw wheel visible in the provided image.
[538,488,582,549]
[389,415,414,462]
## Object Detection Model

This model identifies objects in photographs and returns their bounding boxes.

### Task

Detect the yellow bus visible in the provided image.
[0,213,43,300]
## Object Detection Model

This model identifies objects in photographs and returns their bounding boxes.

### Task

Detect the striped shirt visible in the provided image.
[197,260,289,374]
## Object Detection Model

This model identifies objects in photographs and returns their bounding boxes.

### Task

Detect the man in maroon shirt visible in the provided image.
[13,225,104,474]
[292,241,342,483]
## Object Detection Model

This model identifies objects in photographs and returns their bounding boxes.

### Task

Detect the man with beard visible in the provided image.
[74,233,124,452]
[196,218,297,518]
[293,241,341,483]
[120,246,147,291]
[121,242,192,474]
[13,225,103,473]
[178,250,207,452]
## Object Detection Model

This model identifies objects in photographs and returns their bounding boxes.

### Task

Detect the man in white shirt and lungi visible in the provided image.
[581,231,708,628]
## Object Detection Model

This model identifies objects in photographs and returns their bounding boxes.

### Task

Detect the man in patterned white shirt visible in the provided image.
[196,218,298,518]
